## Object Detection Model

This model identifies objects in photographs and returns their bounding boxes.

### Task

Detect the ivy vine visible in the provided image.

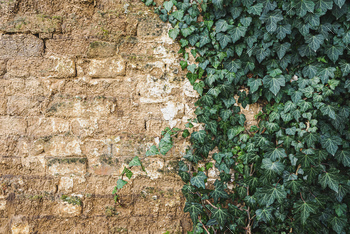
[114,0,350,233]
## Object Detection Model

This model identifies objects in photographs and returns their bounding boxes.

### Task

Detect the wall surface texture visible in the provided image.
[0,0,261,233]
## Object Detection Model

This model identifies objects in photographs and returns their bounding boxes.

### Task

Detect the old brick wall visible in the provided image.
[0,0,199,233]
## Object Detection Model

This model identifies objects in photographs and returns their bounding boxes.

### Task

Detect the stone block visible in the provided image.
[56,201,82,217]
[0,34,43,59]
[47,157,87,176]
[137,18,164,37]
[43,136,82,157]
[6,57,76,78]
[0,15,62,34]
[87,41,116,58]
[45,95,117,118]
[0,117,27,136]
[7,96,40,116]
[27,117,70,138]
[0,97,6,115]
[46,39,89,56]
[88,58,126,77]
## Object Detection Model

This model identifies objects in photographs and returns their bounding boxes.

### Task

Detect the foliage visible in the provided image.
[139,0,350,233]
[61,195,82,206]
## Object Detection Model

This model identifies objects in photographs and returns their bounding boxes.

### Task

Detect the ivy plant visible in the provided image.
[138,0,350,233]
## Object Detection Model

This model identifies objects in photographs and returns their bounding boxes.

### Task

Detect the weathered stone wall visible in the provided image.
[0,1,263,233]
[0,0,198,233]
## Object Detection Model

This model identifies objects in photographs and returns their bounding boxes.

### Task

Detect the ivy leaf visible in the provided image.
[263,74,286,96]
[325,45,343,63]
[294,0,315,17]
[320,104,337,120]
[260,10,283,32]
[335,149,350,167]
[340,61,350,76]
[122,167,133,179]
[276,23,291,40]
[117,179,128,189]
[256,207,274,223]
[129,156,142,167]
[171,10,184,20]
[215,19,229,33]
[146,145,159,156]
[211,208,230,226]
[256,185,287,206]
[169,28,180,40]
[329,215,347,234]
[254,47,271,63]
[159,133,173,155]
[229,26,247,43]
[184,202,203,224]
[305,132,319,148]
[224,60,242,73]
[191,130,206,143]
[318,169,340,192]
[184,150,202,164]
[247,3,264,15]
[191,171,207,189]
[320,134,342,156]
[274,42,291,59]
[228,126,245,140]
[216,33,232,49]
[261,158,285,174]
[315,0,333,12]
[302,64,318,78]
[163,1,173,12]
[293,200,317,225]
[318,67,336,84]
[305,34,324,51]
[265,148,287,161]
[210,183,229,203]
[334,0,345,7]
[212,0,224,9]
[248,78,262,93]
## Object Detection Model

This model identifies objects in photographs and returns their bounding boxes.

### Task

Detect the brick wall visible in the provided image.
[0,0,198,233]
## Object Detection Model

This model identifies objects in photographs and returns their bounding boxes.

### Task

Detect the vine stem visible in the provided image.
[300,192,305,202]
[199,218,210,234]
[205,200,218,209]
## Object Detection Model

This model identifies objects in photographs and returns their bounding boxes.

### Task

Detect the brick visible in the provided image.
[0,34,43,59]
[87,41,116,58]
[27,117,70,138]
[0,117,27,135]
[47,157,87,176]
[6,57,76,78]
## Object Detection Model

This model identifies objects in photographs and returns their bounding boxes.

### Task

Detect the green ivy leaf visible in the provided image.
[190,171,207,189]
[117,179,128,189]
[256,207,274,223]
[318,169,340,192]
[247,3,264,15]
[163,1,173,12]
[263,74,286,96]
[184,202,203,224]
[320,134,342,156]
[335,149,350,167]
[293,200,317,225]
[146,145,159,156]
[228,126,245,140]
[169,28,180,40]
[248,78,262,93]
[265,148,287,161]
[329,215,347,233]
[211,208,230,226]
[261,158,285,174]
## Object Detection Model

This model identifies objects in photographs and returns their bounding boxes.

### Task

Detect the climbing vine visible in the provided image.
[114,0,350,233]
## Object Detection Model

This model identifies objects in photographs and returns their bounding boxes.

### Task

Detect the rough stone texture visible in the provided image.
[0,0,260,233]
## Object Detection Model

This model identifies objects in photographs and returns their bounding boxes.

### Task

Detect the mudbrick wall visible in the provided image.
[0,0,261,233]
